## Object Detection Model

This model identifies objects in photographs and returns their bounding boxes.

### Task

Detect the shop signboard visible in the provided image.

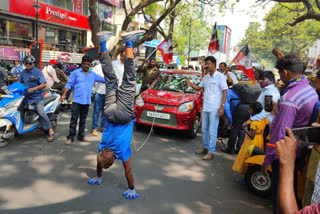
[104,0,120,8]
[74,0,82,14]
[0,46,29,61]
[9,0,90,30]
[57,52,72,63]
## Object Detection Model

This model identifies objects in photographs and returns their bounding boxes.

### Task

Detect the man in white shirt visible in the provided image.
[219,62,238,86]
[41,59,61,89]
[91,61,107,136]
[112,50,125,87]
[187,56,228,160]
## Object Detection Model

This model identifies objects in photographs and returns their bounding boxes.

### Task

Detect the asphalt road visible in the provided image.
[0,107,272,214]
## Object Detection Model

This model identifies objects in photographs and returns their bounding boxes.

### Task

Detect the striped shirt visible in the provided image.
[264,78,318,166]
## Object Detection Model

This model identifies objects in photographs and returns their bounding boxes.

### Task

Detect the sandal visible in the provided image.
[48,133,55,142]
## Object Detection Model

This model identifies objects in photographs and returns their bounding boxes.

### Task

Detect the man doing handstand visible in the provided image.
[87,30,145,199]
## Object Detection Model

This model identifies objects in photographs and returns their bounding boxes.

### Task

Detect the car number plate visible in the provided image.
[147,111,170,120]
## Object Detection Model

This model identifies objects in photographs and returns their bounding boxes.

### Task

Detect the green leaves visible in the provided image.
[240,3,320,68]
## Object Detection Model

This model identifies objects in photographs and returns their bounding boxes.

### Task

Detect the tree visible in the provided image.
[88,0,231,59]
[258,0,320,27]
[239,3,320,67]
[88,0,182,57]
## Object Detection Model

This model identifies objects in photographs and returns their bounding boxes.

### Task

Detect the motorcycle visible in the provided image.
[0,82,61,148]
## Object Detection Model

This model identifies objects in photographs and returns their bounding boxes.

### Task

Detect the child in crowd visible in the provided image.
[232,102,269,177]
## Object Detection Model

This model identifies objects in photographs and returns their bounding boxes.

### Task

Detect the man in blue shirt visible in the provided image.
[61,55,105,144]
[19,55,55,141]
[87,30,145,200]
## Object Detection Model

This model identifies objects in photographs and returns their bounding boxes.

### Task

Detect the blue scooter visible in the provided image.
[0,82,61,148]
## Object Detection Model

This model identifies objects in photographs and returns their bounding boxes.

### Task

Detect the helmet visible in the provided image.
[23,55,36,64]
[53,61,63,69]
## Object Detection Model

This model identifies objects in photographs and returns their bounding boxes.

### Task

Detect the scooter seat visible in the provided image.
[43,96,57,106]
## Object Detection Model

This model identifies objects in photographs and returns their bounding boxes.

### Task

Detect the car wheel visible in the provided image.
[188,116,200,138]
[245,164,272,197]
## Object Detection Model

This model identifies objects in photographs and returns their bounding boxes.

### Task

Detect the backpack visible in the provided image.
[232,84,261,104]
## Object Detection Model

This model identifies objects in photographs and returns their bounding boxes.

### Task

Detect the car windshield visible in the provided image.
[151,73,200,93]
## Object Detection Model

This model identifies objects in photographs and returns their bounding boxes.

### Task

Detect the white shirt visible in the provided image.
[199,71,228,111]
[41,65,60,89]
[93,64,106,95]
[224,71,238,84]
[112,60,124,87]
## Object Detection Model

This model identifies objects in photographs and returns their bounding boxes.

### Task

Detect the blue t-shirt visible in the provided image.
[19,67,46,104]
[98,120,135,162]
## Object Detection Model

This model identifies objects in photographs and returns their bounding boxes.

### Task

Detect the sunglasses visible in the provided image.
[25,63,33,65]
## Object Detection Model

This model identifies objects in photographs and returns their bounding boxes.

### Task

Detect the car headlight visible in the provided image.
[135,95,144,107]
[178,101,194,112]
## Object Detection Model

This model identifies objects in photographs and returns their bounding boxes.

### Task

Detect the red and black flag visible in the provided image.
[233,43,254,80]
[208,22,220,55]
[157,38,173,64]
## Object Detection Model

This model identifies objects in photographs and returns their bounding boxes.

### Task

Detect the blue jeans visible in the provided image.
[92,93,107,130]
[202,109,220,154]
[35,100,52,131]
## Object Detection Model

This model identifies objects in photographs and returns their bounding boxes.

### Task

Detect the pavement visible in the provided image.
[0,107,272,214]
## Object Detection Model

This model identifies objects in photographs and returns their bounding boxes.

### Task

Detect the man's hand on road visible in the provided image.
[88,177,102,185]
[122,188,139,199]
[276,128,297,166]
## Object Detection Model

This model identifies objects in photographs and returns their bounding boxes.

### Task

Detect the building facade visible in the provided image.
[0,0,118,64]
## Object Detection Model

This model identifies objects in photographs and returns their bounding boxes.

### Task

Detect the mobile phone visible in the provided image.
[291,126,320,145]
[264,95,273,112]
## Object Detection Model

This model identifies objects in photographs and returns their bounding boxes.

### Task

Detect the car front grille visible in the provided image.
[140,110,177,127]
[147,103,175,109]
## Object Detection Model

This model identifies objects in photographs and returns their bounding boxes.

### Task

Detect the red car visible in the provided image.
[134,70,202,137]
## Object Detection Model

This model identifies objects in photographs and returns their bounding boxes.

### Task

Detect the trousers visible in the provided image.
[100,53,136,124]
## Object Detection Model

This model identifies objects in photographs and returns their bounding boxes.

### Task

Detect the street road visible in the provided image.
[0,108,272,214]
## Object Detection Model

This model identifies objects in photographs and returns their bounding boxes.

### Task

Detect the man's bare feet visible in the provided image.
[65,139,72,145]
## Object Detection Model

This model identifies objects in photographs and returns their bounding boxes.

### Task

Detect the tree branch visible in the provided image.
[316,0,320,10]
[135,0,182,46]
[123,0,128,16]
[279,3,300,12]
[129,0,134,11]
[156,26,167,38]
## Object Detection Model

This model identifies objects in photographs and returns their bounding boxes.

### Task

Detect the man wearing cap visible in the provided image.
[42,59,61,90]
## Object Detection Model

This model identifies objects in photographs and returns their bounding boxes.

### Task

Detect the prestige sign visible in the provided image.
[46,7,67,20]
[9,0,90,30]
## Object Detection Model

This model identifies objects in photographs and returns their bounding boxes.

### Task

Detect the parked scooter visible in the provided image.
[0,82,61,148]
[244,145,272,197]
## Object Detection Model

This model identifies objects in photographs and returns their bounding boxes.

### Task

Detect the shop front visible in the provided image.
[0,0,91,63]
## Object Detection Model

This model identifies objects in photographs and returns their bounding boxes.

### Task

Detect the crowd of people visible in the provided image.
[1,30,320,211]
[188,49,320,213]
